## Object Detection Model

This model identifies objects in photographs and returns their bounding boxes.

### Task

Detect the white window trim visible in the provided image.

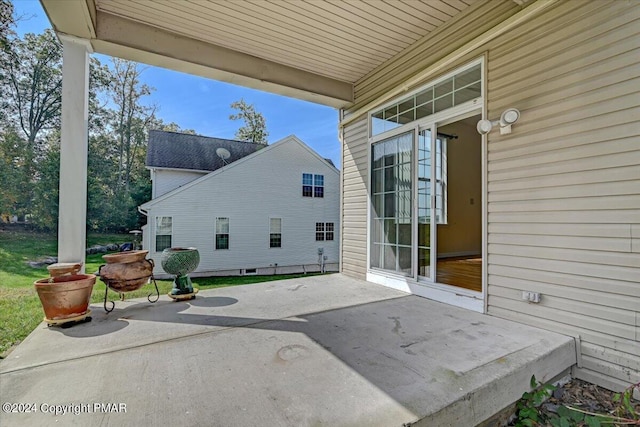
[270,217,282,248]
[315,222,335,241]
[368,58,484,140]
[302,173,324,198]
[154,216,172,253]
[215,217,229,250]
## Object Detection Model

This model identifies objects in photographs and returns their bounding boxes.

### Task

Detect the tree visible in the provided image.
[0,28,63,219]
[229,98,268,144]
[148,117,197,135]
[110,58,155,193]
[0,127,29,216]
[1,29,62,152]
[84,59,191,232]
[0,0,14,51]
[30,132,60,230]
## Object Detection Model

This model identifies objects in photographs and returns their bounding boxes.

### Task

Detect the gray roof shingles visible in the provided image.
[146,130,263,172]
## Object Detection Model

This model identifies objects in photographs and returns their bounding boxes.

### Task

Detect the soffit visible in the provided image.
[41,0,482,107]
[95,0,477,84]
[95,0,473,83]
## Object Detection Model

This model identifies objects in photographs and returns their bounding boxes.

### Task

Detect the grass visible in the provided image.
[0,226,323,358]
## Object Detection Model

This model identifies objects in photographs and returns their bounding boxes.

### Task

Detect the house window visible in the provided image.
[370,63,481,137]
[155,216,172,252]
[270,218,282,248]
[303,173,313,197]
[303,173,324,198]
[314,175,324,198]
[316,222,334,241]
[215,217,229,250]
[326,222,334,241]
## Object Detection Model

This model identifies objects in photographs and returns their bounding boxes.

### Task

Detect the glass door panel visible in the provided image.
[370,132,413,276]
[417,129,432,279]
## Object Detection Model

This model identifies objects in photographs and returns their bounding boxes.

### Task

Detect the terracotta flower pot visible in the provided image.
[34,274,96,321]
[99,259,154,292]
[102,250,149,264]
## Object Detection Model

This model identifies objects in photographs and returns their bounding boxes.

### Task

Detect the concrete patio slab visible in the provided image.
[0,274,575,426]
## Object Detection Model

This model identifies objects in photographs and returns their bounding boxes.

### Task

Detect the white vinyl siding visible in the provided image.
[484,0,640,392]
[343,0,640,392]
[340,116,369,279]
[153,169,207,198]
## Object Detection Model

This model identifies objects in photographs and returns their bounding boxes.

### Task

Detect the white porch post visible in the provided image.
[57,35,91,269]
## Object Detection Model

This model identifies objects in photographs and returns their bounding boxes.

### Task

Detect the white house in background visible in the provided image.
[139,132,340,277]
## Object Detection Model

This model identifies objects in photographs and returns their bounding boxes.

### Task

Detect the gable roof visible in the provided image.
[140,135,338,210]
[146,130,263,172]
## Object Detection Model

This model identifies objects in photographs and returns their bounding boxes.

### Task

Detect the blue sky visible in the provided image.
[13,1,342,167]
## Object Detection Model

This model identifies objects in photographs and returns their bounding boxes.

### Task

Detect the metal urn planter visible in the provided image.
[98,250,160,312]
[161,247,200,301]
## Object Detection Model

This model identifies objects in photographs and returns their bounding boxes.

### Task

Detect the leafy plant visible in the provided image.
[553,382,640,427]
[514,375,556,427]
[513,377,640,427]
[612,382,639,421]
[550,405,607,427]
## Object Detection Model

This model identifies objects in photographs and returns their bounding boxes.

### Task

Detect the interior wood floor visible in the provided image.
[436,256,482,292]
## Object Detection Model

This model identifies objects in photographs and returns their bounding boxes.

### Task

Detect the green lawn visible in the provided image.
[0,227,322,358]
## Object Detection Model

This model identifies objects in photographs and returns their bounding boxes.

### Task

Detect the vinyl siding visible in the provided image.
[485,0,640,391]
[153,169,207,198]
[341,116,369,279]
[342,0,640,392]
[142,137,340,276]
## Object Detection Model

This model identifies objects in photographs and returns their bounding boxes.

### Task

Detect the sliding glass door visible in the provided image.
[370,132,413,276]
[370,127,444,281]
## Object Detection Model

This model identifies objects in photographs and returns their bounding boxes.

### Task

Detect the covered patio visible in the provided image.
[0,274,575,426]
[31,0,639,413]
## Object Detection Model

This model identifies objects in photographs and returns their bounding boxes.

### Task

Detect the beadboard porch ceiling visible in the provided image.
[40,0,478,107]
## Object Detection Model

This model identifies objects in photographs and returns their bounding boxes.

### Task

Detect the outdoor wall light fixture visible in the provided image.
[476,108,521,135]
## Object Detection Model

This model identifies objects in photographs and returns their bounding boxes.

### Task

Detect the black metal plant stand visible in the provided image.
[102,276,160,313]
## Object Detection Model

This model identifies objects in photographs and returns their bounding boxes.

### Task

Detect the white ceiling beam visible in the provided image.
[93,12,353,108]
[40,0,96,39]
